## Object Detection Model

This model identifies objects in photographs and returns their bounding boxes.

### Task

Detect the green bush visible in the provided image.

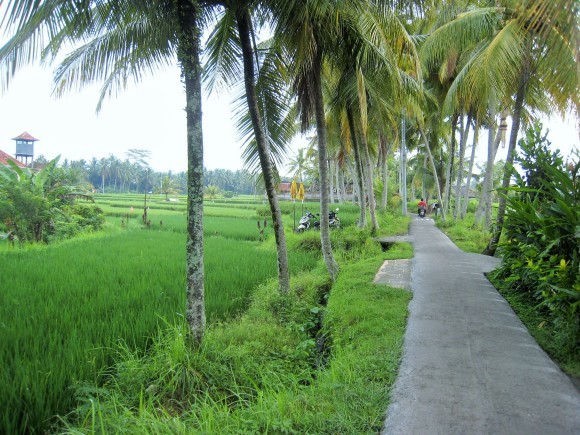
[491,122,579,355]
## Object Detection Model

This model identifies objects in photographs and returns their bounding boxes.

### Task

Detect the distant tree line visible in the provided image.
[31,150,260,196]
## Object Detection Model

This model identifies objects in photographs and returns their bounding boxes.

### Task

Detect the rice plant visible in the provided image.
[0,225,317,433]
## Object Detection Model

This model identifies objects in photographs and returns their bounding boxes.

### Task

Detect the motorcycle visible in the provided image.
[296,211,318,233]
[418,206,426,218]
[329,208,340,228]
[313,208,340,229]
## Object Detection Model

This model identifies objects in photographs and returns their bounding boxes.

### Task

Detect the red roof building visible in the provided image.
[0,149,26,167]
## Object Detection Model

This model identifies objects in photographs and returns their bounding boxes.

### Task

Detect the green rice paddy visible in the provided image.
[0,194,320,434]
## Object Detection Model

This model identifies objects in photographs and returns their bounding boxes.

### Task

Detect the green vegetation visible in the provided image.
[437,213,491,253]
[0,157,104,244]
[0,196,317,433]
[489,125,579,376]
[1,195,412,433]
[61,223,412,434]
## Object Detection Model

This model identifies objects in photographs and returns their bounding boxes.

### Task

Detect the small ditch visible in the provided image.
[379,241,396,251]
[309,282,332,371]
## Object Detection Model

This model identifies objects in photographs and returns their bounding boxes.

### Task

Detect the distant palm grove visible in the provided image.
[0,0,577,433]
[35,152,261,196]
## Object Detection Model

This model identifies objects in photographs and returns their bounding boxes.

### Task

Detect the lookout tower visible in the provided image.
[12,131,39,167]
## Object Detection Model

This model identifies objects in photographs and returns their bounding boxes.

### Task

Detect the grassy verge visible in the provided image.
[436,214,490,253]
[61,216,412,433]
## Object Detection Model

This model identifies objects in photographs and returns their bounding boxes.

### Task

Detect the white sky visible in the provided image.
[0,61,577,174]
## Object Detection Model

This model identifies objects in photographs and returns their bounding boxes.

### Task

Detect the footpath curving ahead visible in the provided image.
[382,218,580,435]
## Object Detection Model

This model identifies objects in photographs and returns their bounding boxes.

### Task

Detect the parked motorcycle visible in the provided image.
[329,208,340,228]
[313,208,340,229]
[296,211,318,233]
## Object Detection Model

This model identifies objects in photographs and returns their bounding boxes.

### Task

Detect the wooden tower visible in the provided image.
[12,131,39,167]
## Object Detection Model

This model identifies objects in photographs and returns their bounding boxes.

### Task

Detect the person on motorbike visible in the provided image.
[417,198,427,216]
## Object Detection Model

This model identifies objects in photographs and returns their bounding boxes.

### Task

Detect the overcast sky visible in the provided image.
[0,61,577,174]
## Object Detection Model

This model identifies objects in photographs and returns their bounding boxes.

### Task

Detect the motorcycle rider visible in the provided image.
[417,198,427,216]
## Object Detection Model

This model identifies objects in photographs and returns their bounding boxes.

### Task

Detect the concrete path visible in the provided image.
[382,218,580,435]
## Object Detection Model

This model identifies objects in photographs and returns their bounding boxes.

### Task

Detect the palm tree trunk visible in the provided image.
[454,114,471,219]
[360,131,379,233]
[313,47,339,280]
[339,166,346,203]
[461,119,479,219]
[237,8,290,293]
[175,0,205,345]
[347,158,359,205]
[419,124,446,222]
[347,107,366,227]
[443,114,458,214]
[422,155,427,200]
[379,134,389,210]
[484,63,530,256]
[474,116,501,226]
[329,159,335,203]
[335,160,343,203]
[483,122,496,230]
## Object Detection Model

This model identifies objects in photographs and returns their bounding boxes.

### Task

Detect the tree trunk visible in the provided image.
[313,47,339,280]
[422,154,427,200]
[419,124,446,221]
[335,160,343,203]
[474,114,502,226]
[237,9,290,293]
[360,131,379,233]
[461,119,478,218]
[347,158,359,205]
[347,107,367,227]
[483,62,530,256]
[454,114,471,219]
[329,159,335,204]
[339,166,346,203]
[483,121,496,230]
[379,134,389,210]
[443,114,458,214]
[176,0,205,345]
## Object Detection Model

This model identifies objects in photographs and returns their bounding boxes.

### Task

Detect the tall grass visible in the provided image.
[0,226,317,434]
[60,239,412,433]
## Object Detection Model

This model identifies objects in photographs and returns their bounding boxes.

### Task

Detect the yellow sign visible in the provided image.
[298,183,305,201]
[290,180,298,200]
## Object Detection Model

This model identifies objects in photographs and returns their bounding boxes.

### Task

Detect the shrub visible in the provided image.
[492,122,579,354]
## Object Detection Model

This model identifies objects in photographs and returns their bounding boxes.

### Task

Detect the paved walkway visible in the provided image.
[382,218,580,435]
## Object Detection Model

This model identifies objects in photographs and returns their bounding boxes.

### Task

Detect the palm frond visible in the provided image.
[203,8,242,93]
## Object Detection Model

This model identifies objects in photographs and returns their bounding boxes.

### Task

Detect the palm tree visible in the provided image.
[270,0,353,280]
[204,1,292,293]
[98,157,109,194]
[420,0,579,254]
[287,148,308,182]
[0,1,209,343]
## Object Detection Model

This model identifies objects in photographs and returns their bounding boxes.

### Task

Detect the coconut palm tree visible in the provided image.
[420,0,579,254]
[269,0,354,280]
[0,0,210,343]
[204,1,293,293]
[287,148,308,182]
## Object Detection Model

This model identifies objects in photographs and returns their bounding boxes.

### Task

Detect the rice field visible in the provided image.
[0,194,319,434]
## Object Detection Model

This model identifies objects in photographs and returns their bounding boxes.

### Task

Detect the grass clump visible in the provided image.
[436,214,490,253]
